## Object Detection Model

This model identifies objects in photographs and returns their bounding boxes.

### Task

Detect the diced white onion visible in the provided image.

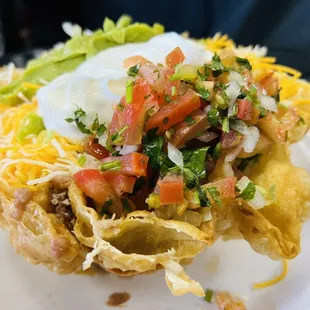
[168,142,183,167]
[230,71,247,86]
[197,131,218,143]
[225,144,243,162]
[120,144,139,155]
[223,162,234,177]
[230,120,248,135]
[249,189,266,209]
[81,154,101,169]
[259,94,278,112]
[236,176,266,209]
[236,176,251,191]
[231,121,260,153]
[242,126,259,153]
[226,80,240,117]
[201,207,212,222]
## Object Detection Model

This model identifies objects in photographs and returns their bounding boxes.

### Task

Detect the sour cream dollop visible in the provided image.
[37,32,213,141]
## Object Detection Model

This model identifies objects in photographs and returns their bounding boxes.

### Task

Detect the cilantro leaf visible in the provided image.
[207,108,220,127]
[196,86,210,100]
[127,63,140,77]
[182,147,210,180]
[236,57,252,70]
[207,186,221,206]
[142,128,164,169]
[240,182,256,201]
[207,53,225,77]
[184,115,196,127]
[198,186,210,207]
[237,154,261,172]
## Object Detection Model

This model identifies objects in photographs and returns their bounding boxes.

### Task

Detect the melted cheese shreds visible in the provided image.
[0,100,84,189]
[252,260,288,289]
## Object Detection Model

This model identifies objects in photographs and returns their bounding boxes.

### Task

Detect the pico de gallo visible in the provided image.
[69,47,302,224]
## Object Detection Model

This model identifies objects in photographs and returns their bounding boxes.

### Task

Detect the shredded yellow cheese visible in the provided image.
[0,99,83,189]
[252,260,288,289]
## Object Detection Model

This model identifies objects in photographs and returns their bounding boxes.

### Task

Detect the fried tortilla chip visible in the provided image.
[69,182,212,296]
[215,144,310,260]
[0,186,85,273]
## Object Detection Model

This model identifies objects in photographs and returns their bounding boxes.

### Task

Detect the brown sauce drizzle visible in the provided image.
[106,292,131,307]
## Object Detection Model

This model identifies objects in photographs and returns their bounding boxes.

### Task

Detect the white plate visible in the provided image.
[1,137,310,310]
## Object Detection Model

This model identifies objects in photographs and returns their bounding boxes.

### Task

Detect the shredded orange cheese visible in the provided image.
[0,99,84,190]
[252,260,288,289]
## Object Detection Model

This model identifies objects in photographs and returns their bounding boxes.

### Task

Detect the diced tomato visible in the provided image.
[259,72,279,97]
[101,152,149,177]
[205,177,236,198]
[236,99,252,121]
[123,55,151,68]
[145,89,201,133]
[221,130,242,149]
[165,47,185,67]
[85,135,109,160]
[109,79,155,145]
[102,172,136,196]
[73,169,116,205]
[170,109,209,148]
[158,175,184,205]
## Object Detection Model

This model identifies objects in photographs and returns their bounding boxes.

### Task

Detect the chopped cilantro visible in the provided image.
[182,147,210,181]
[198,186,210,207]
[162,117,169,124]
[238,154,261,171]
[197,65,209,81]
[204,289,213,303]
[183,167,199,189]
[184,115,196,126]
[117,103,125,111]
[222,116,230,133]
[236,57,252,70]
[212,142,222,160]
[65,107,106,136]
[164,95,172,103]
[127,63,140,77]
[207,53,225,77]
[144,94,151,100]
[142,128,164,169]
[207,186,221,206]
[207,108,220,127]
[196,86,210,100]
[240,182,256,201]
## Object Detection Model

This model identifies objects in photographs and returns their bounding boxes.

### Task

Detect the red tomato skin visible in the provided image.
[103,172,136,196]
[108,79,154,145]
[237,99,252,121]
[101,152,149,177]
[206,177,237,198]
[145,89,201,133]
[165,47,185,67]
[73,169,115,205]
[158,175,184,205]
